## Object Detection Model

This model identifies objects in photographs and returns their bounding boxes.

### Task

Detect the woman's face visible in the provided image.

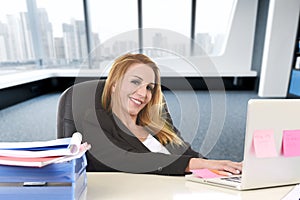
[112,63,156,119]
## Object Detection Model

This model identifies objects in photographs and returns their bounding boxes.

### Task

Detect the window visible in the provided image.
[0,0,257,76]
[0,0,35,69]
[143,0,191,58]
[194,0,236,56]
[89,0,138,67]
[36,0,86,67]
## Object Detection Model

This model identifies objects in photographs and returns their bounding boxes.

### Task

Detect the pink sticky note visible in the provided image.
[253,130,277,158]
[282,130,300,157]
[191,169,222,179]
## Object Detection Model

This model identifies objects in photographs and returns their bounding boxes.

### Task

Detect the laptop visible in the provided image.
[186,99,300,190]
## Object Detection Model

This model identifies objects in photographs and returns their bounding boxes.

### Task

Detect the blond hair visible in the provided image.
[102,53,183,146]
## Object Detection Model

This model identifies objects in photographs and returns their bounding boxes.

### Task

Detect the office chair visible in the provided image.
[56,79,175,171]
[57,80,105,139]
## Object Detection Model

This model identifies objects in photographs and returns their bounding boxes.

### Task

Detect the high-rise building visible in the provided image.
[54,37,65,65]
[0,22,8,62]
[20,12,34,60]
[62,19,88,65]
[37,8,55,64]
[6,14,25,61]
[195,33,213,55]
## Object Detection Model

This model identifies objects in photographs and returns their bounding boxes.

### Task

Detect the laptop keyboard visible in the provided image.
[221,176,242,183]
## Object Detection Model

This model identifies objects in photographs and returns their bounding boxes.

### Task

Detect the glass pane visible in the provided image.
[143,0,191,58]
[89,0,138,68]
[0,0,35,69]
[36,0,86,68]
[194,0,236,56]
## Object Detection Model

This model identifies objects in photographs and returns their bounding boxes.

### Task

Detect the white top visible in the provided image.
[142,134,170,154]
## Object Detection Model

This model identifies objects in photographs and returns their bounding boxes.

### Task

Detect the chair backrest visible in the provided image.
[57,79,173,139]
[57,80,105,138]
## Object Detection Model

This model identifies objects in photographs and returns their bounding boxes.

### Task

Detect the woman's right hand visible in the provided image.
[186,158,242,175]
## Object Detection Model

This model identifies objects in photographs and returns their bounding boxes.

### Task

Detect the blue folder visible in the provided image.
[0,154,87,200]
[289,69,300,96]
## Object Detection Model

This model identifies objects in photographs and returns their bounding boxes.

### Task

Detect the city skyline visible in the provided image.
[0,1,231,68]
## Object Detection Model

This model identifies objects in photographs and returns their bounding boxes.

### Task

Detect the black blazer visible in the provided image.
[82,106,204,176]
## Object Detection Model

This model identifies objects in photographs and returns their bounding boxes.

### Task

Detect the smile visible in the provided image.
[130,97,143,105]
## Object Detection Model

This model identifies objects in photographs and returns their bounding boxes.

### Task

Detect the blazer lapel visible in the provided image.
[111,113,150,153]
[96,108,150,153]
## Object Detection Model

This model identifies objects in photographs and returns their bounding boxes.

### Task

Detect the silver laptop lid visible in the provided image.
[241,99,300,190]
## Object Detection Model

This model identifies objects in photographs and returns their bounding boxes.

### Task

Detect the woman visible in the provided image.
[83,53,242,175]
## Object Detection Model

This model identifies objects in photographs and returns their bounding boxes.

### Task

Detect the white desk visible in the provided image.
[86,172,294,200]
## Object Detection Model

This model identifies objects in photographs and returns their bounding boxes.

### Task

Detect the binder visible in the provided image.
[0,154,87,200]
[289,69,300,96]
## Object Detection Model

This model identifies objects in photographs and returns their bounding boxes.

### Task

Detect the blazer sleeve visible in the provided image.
[82,108,197,176]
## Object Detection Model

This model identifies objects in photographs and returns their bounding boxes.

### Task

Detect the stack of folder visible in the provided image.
[0,133,89,200]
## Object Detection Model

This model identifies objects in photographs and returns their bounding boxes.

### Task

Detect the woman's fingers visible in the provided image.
[221,161,242,174]
[223,165,241,174]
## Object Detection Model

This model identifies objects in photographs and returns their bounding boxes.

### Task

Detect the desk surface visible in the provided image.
[86,172,294,200]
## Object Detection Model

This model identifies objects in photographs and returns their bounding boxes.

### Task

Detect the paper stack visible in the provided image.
[0,132,90,167]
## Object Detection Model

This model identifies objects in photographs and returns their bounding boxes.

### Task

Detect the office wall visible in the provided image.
[258,0,300,97]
